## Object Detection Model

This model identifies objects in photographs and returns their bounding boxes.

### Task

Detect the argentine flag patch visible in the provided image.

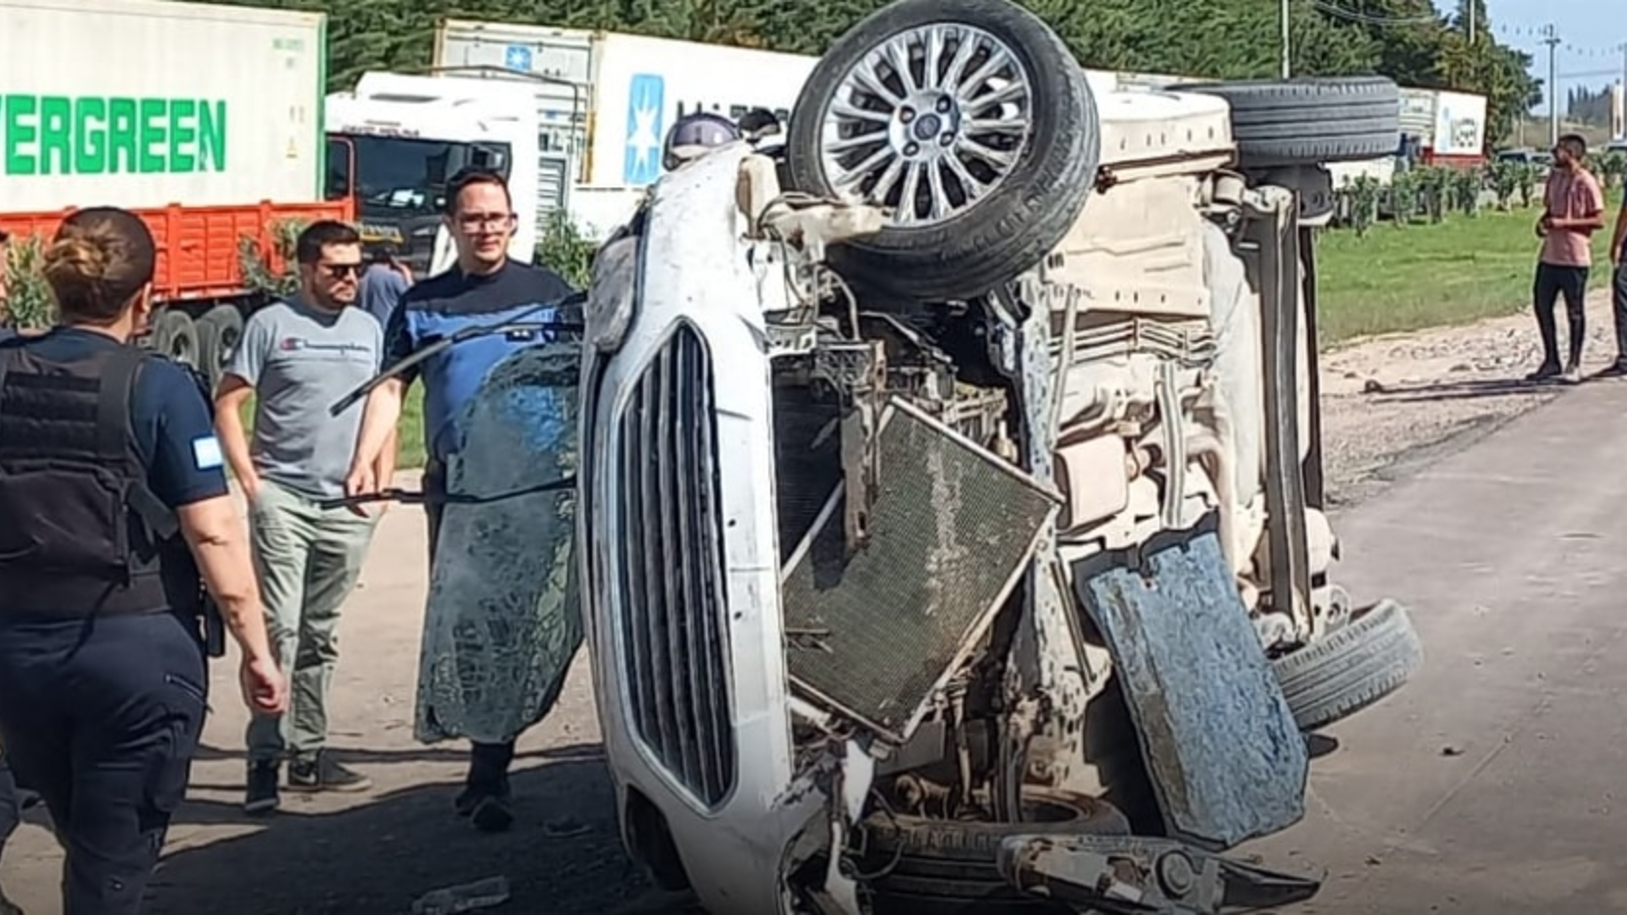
[192,435,224,471]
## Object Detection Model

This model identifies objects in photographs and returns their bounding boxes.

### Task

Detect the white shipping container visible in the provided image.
[434,22,819,187]
[1432,90,1486,157]
[0,0,327,213]
[1399,87,1437,145]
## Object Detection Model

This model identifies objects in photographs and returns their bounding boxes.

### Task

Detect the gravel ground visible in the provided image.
[1319,288,1619,507]
[0,290,1617,914]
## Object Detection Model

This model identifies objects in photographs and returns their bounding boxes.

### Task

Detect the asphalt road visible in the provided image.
[1244,376,1627,914]
[3,380,1626,914]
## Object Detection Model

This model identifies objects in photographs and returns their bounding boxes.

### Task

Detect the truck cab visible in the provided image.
[324,72,545,278]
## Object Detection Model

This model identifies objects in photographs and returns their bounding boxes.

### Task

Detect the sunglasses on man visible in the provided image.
[320,263,364,280]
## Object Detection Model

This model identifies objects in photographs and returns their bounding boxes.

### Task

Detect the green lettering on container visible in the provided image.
[37,96,72,174]
[167,98,196,172]
[3,95,39,175]
[0,94,231,176]
[108,98,138,173]
[74,98,107,174]
[198,100,225,172]
[138,98,166,172]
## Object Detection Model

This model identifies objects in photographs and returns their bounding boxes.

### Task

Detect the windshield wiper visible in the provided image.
[314,475,577,512]
[328,291,586,418]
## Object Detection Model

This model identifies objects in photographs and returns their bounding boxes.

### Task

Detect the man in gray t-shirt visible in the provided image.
[214,221,393,815]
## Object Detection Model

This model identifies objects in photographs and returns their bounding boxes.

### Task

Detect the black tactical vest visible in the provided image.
[0,338,196,619]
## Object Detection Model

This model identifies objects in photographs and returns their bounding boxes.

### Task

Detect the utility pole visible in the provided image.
[1280,0,1291,79]
[1543,24,1561,146]
[1467,1,1475,44]
[1619,42,1627,140]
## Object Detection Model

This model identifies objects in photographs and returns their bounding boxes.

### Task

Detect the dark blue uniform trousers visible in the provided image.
[0,612,207,915]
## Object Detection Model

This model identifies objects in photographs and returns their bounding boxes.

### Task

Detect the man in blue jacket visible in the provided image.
[344,168,577,833]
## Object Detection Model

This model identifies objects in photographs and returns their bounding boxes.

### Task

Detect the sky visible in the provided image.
[1432,0,1626,113]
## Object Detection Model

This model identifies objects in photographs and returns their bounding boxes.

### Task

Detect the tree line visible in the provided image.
[217,0,1539,152]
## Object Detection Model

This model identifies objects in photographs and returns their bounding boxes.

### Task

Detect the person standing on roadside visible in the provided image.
[215,221,393,815]
[1528,133,1606,384]
[359,246,413,328]
[0,206,287,915]
[1601,181,1627,376]
[343,167,577,834]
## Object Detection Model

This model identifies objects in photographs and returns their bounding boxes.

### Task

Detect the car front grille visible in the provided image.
[614,323,737,808]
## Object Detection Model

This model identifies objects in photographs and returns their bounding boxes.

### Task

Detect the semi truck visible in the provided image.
[323,70,557,280]
[0,0,355,389]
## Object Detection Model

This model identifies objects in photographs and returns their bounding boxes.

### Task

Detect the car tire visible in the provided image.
[784,0,1100,302]
[859,789,1128,914]
[194,304,244,392]
[1167,76,1402,168]
[1272,598,1423,732]
[148,309,199,370]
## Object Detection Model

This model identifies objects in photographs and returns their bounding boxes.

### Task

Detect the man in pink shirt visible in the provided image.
[1530,133,1606,384]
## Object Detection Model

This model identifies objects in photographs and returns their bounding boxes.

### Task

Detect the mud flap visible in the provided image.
[997,833,1320,914]
[1072,522,1307,850]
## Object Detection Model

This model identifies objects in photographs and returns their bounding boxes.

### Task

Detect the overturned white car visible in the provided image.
[578,0,1423,912]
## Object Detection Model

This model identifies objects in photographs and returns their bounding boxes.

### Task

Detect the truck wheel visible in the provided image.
[784,0,1100,301]
[1167,77,1401,168]
[859,789,1128,913]
[149,310,199,369]
[1272,599,1423,732]
[195,305,245,392]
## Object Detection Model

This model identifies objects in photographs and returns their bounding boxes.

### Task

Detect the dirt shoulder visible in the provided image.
[1319,287,1618,508]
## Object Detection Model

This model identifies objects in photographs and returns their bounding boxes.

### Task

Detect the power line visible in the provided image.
[1559,69,1622,80]
[1311,1,1440,27]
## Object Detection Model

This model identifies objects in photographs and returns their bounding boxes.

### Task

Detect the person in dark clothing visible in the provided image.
[0,323,23,915]
[0,207,288,915]
[358,246,413,328]
[344,168,577,834]
[1603,186,1627,376]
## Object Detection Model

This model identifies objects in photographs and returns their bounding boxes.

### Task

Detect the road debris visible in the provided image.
[410,876,511,914]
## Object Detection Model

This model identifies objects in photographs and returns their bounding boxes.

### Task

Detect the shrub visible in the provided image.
[1,231,57,330]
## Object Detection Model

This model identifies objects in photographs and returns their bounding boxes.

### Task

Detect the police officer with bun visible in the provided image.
[0,207,289,915]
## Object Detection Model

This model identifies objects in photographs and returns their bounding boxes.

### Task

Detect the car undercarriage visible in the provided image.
[576,1,1424,912]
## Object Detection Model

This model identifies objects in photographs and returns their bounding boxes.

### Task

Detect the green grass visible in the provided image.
[1317,199,1621,347]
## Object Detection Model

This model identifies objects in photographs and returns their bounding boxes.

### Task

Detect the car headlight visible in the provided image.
[585,234,638,353]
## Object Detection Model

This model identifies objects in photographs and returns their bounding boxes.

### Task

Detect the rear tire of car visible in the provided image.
[784,0,1100,302]
[1272,599,1423,732]
[859,789,1129,913]
[1168,76,1402,168]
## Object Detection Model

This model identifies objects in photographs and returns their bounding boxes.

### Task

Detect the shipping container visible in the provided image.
[433,22,820,188]
[0,0,348,386]
[1,0,329,210]
[1397,86,1487,167]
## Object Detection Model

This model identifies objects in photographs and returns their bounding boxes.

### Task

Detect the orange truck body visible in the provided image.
[0,199,355,305]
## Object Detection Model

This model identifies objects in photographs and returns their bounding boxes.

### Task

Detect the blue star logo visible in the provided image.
[623,74,665,185]
[505,45,533,72]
